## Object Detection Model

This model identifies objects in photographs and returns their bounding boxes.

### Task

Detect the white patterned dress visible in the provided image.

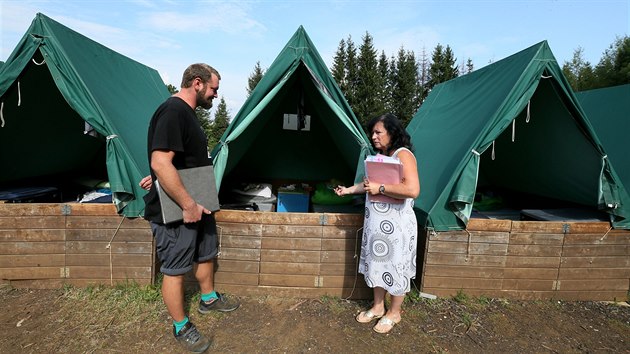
[358,148,417,296]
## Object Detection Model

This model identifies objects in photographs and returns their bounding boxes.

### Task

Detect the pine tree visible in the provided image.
[427,44,459,91]
[378,50,391,112]
[331,39,347,91]
[418,47,430,103]
[247,61,265,96]
[593,35,630,88]
[355,31,384,125]
[195,106,212,151]
[391,47,421,127]
[465,58,474,74]
[562,47,595,91]
[345,35,359,110]
[207,97,230,151]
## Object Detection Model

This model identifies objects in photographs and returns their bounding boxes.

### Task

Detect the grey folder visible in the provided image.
[155,165,220,224]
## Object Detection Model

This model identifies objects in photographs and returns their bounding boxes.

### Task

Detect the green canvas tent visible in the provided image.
[406,41,630,231]
[0,13,170,216]
[211,26,371,192]
[577,84,630,191]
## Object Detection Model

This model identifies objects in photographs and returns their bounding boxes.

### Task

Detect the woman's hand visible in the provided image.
[363,178,380,195]
[334,186,347,196]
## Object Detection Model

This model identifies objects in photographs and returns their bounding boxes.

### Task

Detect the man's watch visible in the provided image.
[379,184,385,195]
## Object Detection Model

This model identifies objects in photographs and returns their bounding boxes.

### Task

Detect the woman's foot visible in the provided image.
[355,309,385,323]
[373,314,401,333]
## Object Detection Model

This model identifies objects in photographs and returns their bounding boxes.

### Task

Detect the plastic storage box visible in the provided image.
[277,190,309,212]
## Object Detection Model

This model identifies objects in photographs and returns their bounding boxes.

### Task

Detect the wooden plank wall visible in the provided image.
[0,203,154,288]
[4,203,627,302]
[212,211,371,299]
[421,219,630,301]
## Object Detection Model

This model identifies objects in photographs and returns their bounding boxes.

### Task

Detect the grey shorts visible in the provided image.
[150,214,218,276]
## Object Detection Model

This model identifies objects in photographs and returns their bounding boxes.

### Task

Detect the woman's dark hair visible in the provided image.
[366,113,414,154]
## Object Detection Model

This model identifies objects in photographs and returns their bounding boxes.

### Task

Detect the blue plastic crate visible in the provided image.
[277,191,309,212]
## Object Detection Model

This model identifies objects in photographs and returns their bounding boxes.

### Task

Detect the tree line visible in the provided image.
[562,35,630,92]
[175,33,629,150]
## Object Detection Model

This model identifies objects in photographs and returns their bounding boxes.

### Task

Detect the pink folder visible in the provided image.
[364,158,404,204]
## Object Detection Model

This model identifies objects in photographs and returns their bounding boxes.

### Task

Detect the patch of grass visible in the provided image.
[453,289,469,304]
[460,311,473,328]
[405,288,425,303]
[60,281,165,322]
[319,294,349,315]
[477,295,491,305]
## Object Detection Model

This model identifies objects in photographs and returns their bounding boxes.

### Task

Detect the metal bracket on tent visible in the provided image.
[562,223,570,234]
[319,214,328,225]
[61,204,72,215]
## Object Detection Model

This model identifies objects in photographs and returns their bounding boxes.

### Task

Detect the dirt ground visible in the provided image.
[0,283,628,354]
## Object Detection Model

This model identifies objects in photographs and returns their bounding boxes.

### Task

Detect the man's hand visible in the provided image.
[139,175,153,191]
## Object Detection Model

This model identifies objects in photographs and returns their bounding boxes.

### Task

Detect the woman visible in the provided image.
[334,113,420,334]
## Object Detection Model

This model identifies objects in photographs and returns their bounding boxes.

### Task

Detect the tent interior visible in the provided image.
[217,62,365,212]
[472,78,609,221]
[0,50,108,203]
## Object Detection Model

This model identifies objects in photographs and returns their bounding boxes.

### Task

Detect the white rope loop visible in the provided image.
[526,100,531,123]
[512,119,516,142]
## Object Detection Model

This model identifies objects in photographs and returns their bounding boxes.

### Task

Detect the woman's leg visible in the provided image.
[385,294,404,321]
[370,287,386,314]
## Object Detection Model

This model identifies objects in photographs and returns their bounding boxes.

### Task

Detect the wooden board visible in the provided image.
[422,218,630,301]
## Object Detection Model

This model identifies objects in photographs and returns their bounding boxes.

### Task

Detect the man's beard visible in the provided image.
[196,86,213,109]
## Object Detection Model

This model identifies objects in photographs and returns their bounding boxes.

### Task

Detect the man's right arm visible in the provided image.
[151,150,209,222]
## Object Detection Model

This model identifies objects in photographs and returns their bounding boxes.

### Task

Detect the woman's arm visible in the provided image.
[376,150,420,200]
[334,181,366,196]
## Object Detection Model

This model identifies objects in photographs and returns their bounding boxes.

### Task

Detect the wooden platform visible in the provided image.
[0,204,370,299]
[421,218,630,301]
[211,210,370,299]
[2,203,628,301]
[0,203,154,288]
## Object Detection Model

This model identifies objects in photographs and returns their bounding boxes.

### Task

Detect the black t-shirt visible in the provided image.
[143,96,211,222]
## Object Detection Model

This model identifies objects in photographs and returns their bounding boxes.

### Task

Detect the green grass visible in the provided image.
[59,281,165,322]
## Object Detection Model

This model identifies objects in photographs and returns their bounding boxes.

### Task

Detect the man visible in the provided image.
[143,63,239,353]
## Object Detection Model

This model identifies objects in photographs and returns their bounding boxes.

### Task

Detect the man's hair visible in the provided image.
[180,63,221,88]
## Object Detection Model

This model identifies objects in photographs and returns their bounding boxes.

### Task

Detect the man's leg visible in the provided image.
[195,215,240,313]
[194,260,214,295]
[162,274,186,322]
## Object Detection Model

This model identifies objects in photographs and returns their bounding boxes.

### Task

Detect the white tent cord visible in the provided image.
[216,225,222,257]
[491,141,496,160]
[106,216,126,286]
[526,100,531,123]
[0,101,4,128]
[343,226,363,301]
[32,58,46,65]
[511,119,516,142]
[599,226,613,241]
[465,229,472,262]
[17,81,21,106]
[541,75,552,79]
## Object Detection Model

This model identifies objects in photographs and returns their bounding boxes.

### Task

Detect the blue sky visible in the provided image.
[1,0,628,117]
